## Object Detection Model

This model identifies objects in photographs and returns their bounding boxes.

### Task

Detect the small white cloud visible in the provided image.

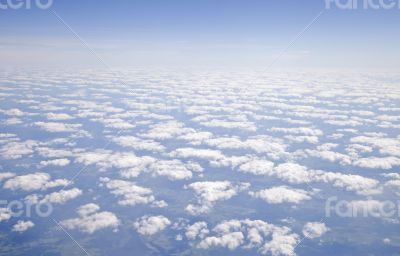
[185,181,250,215]
[249,186,312,204]
[0,208,12,222]
[99,177,164,207]
[12,220,35,233]
[46,113,74,120]
[61,203,119,234]
[4,172,69,191]
[302,222,329,239]
[134,215,171,236]
[40,158,70,167]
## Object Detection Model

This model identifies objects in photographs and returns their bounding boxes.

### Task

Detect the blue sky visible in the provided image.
[1,0,399,69]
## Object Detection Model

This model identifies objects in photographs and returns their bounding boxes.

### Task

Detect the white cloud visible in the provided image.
[194,219,299,256]
[269,127,323,136]
[139,121,193,140]
[40,158,71,167]
[40,188,82,204]
[239,159,275,176]
[302,222,329,239]
[170,147,225,162]
[148,160,194,181]
[46,113,74,120]
[0,208,12,222]
[61,203,119,234]
[249,186,312,204]
[353,157,400,169]
[261,233,299,256]
[238,160,381,196]
[34,122,82,133]
[99,177,164,207]
[3,172,69,191]
[0,172,15,182]
[305,149,352,165]
[199,119,257,132]
[185,221,209,240]
[0,140,38,159]
[12,220,34,233]
[185,181,250,215]
[198,231,244,250]
[111,136,165,152]
[134,215,171,236]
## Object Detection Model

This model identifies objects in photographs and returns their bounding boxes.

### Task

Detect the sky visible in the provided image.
[1,0,400,70]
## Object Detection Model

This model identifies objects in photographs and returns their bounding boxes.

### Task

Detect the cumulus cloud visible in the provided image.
[111,135,165,152]
[185,221,209,240]
[249,186,312,204]
[0,139,38,159]
[302,222,329,239]
[134,215,171,236]
[269,127,323,136]
[0,172,15,182]
[139,121,193,140]
[238,160,381,196]
[194,219,299,256]
[185,181,250,215]
[353,157,400,169]
[40,188,82,204]
[3,172,69,191]
[34,122,82,133]
[61,203,119,234]
[75,150,155,175]
[46,113,74,120]
[0,208,12,222]
[147,160,194,181]
[12,220,35,233]
[99,177,165,207]
[40,158,71,167]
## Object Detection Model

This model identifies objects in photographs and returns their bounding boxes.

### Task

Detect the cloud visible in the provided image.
[269,127,323,136]
[185,181,250,215]
[305,149,352,165]
[133,215,171,236]
[194,219,299,256]
[3,172,69,191]
[302,222,329,239]
[249,186,312,204]
[170,147,225,162]
[0,140,38,159]
[46,113,74,120]
[139,121,193,140]
[147,160,194,181]
[238,160,381,196]
[185,221,209,240]
[353,157,400,169]
[61,203,119,234]
[111,135,165,152]
[33,122,82,133]
[199,119,257,132]
[0,172,15,182]
[0,208,12,222]
[198,231,244,250]
[40,158,71,167]
[238,159,275,176]
[12,220,35,233]
[99,177,165,207]
[75,150,155,174]
[40,188,82,204]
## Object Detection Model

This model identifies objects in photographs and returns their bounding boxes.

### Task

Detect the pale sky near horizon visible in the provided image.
[1,0,399,70]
